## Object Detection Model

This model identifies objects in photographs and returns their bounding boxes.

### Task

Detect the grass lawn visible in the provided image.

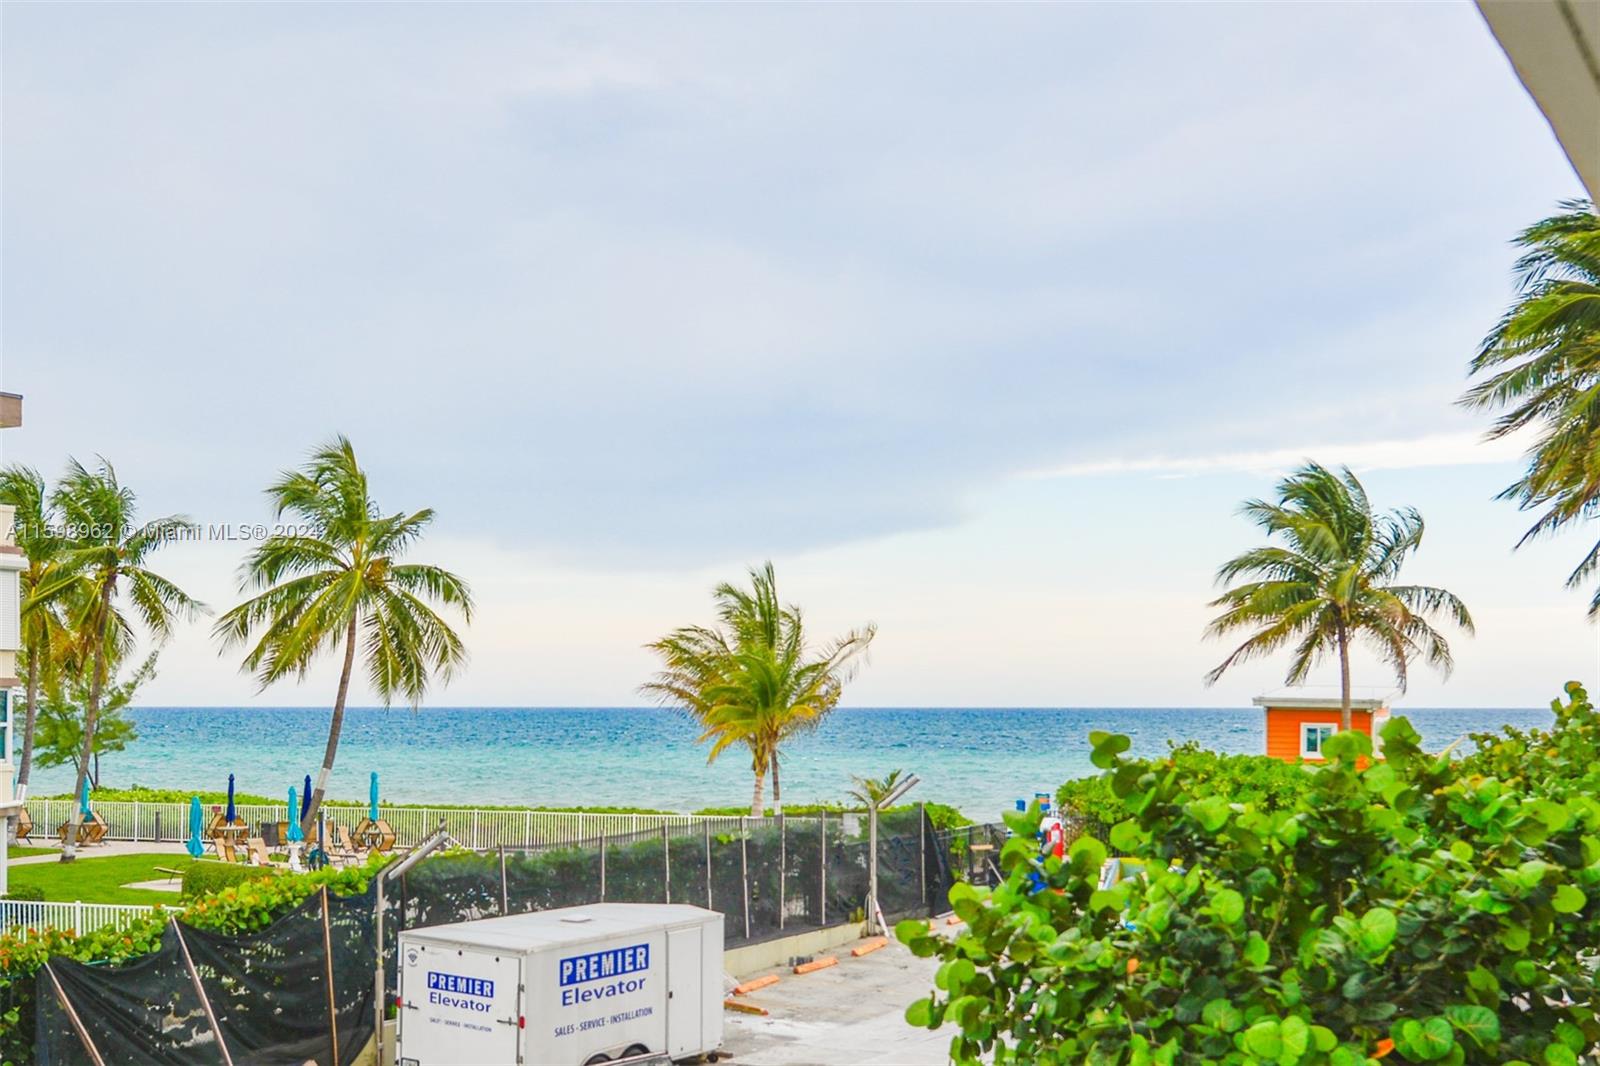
[7,853,197,905]
[8,846,57,859]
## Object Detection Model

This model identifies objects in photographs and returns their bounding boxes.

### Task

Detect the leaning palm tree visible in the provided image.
[214,437,472,832]
[1461,200,1600,613]
[33,459,203,861]
[1204,463,1473,730]
[0,466,81,825]
[643,562,875,817]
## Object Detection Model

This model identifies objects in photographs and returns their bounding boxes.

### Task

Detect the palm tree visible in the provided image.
[643,562,875,817]
[214,437,472,833]
[0,466,79,826]
[1204,463,1473,730]
[1461,200,1600,613]
[33,459,204,861]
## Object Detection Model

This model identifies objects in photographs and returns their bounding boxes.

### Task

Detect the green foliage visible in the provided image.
[1,887,44,902]
[34,651,156,784]
[7,853,200,905]
[691,802,972,830]
[904,682,1600,1064]
[1058,743,1313,827]
[180,860,281,899]
[0,857,383,1062]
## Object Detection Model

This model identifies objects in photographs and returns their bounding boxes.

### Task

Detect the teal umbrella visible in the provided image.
[79,778,92,820]
[186,796,204,859]
[286,787,304,843]
[369,772,379,822]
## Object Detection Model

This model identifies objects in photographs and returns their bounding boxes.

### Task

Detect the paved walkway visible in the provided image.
[8,840,191,866]
[722,926,957,1065]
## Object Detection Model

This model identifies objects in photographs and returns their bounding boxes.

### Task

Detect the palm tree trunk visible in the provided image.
[9,650,40,845]
[1337,622,1352,732]
[770,753,782,817]
[62,588,112,863]
[750,763,766,819]
[303,613,359,836]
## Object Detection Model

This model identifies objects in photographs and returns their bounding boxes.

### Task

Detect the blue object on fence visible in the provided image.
[225,773,236,825]
[287,787,304,842]
[186,796,204,859]
[1015,799,1025,812]
[302,775,312,820]
[79,778,93,819]
[369,772,379,822]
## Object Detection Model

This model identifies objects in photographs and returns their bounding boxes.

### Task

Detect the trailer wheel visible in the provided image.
[583,1056,610,1065]
[624,1046,649,1058]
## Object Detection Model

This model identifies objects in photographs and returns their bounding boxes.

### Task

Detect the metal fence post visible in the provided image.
[739,817,751,941]
[132,801,140,843]
[704,821,713,910]
[599,832,607,902]
[867,806,880,935]
[499,846,509,914]
[819,811,827,926]
[662,826,671,904]
[74,900,84,935]
[472,810,480,850]
[919,801,928,907]
[778,815,786,930]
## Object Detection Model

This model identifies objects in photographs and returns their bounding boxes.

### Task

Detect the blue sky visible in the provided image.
[1,3,1592,708]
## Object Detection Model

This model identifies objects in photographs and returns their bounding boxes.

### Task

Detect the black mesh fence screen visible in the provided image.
[35,888,375,1066]
[32,811,1000,1065]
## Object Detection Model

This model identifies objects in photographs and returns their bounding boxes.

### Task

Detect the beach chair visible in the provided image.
[245,837,275,867]
[331,824,364,866]
[84,811,110,845]
[14,806,31,842]
[210,835,239,863]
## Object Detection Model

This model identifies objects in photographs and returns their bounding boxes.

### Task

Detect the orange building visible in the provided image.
[1252,691,1390,763]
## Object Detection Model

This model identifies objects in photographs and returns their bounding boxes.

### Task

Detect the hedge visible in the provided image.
[180,860,282,899]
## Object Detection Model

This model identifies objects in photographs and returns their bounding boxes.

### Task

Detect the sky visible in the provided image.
[1,3,1594,710]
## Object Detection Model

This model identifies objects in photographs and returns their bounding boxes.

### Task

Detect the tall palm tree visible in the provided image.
[1204,463,1473,730]
[33,459,204,862]
[643,562,875,817]
[1461,200,1600,613]
[0,466,80,822]
[215,437,472,832]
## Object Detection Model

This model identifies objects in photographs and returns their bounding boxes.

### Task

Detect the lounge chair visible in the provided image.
[331,824,365,866]
[245,837,275,867]
[210,836,238,863]
[15,806,31,842]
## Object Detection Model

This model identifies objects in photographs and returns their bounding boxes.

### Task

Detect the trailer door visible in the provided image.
[665,925,702,1057]
[400,941,522,1066]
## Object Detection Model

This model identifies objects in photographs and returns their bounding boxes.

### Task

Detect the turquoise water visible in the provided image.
[24,706,1554,819]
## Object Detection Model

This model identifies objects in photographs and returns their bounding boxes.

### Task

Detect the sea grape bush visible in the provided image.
[901,683,1600,1065]
[1057,743,1314,828]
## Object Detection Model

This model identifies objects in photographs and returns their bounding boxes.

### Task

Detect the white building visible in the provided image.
[1,392,26,895]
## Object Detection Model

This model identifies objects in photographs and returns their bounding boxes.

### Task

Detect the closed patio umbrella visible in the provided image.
[369,772,379,822]
[186,796,204,859]
[79,778,92,820]
[286,787,304,843]
[301,775,311,821]
[225,773,236,825]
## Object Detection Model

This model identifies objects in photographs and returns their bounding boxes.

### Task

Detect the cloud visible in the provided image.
[1017,431,1531,481]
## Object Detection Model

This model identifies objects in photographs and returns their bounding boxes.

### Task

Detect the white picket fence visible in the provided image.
[0,899,162,936]
[23,799,785,851]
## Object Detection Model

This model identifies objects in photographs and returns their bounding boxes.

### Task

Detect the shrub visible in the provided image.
[180,860,281,899]
[902,683,1600,1064]
[2,887,44,902]
[1057,742,1312,827]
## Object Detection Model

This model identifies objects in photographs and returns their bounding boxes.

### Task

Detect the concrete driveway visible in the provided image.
[722,930,955,1066]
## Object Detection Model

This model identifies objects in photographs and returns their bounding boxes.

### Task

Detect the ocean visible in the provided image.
[23,706,1555,820]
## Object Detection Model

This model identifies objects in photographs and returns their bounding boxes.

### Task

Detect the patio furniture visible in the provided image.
[352,817,397,853]
[245,837,275,867]
[56,811,110,846]
[15,806,31,842]
[154,866,185,885]
[330,824,365,866]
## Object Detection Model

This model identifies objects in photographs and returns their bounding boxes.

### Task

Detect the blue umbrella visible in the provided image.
[225,773,236,825]
[186,796,205,858]
[301,775,312,821]
[369,772,380,822]
[79,778,92,819]
[286,787,304,842]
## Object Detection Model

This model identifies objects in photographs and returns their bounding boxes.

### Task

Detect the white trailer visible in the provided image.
[397,903,724,1066]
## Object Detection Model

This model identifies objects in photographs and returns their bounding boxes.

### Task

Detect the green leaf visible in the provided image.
[895,919,928,946]
[1551,884,1586,914]
[1242,1020,1283,1059]
[1242,931,1270,967]
[1068,834,1107,874]
[1210,888,1245,925]
[1202,998,1244,1034]
[1110,819,1148,852]
[1416,1017,1456,1061]
[1356,907,1397,955]
[1444,1005,1500,1047]
[1184,795,1231,833]
[1090,732,1132,769]
[1543,1044,1577,1066]
[1498,923,1531,951]
[905,998,933,1028]
[1279,1015,1310,1058]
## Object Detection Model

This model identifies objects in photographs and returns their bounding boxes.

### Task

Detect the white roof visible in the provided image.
[401,903,721,951]
[1252,687,1390,712]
